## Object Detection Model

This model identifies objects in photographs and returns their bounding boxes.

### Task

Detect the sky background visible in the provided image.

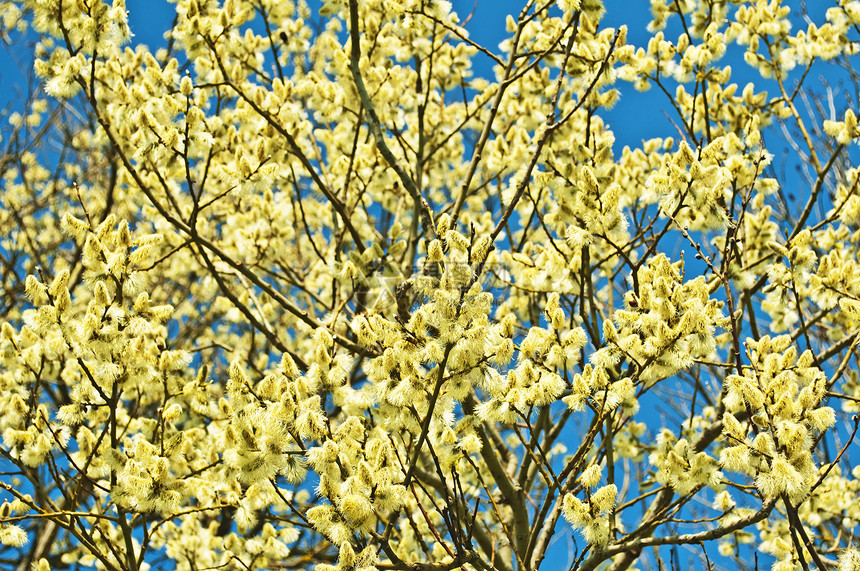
[1,0,843,161]
[0,0,677,153]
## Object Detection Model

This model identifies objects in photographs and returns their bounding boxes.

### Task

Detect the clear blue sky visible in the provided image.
[112,0,836,159]
[118,0,667,150]
[1,0,815,156]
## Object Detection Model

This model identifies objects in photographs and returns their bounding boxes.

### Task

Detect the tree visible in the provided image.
[1,0,860,569]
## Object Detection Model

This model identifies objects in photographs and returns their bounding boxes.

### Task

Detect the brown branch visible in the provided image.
[347,0,436,239]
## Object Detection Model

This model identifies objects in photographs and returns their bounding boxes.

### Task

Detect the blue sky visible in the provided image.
[116,0,667,148]
[1,0,827,156]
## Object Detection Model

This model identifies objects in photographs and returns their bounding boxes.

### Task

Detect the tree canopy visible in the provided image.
[1,0,860,570]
